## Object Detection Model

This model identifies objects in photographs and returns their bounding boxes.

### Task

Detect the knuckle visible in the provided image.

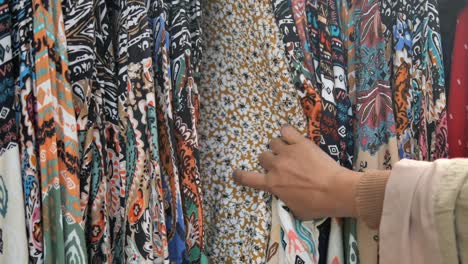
[258,153,267,165]
[281,125,291,135]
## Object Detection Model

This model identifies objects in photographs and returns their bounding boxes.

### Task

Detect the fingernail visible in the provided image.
[232,170,238,182]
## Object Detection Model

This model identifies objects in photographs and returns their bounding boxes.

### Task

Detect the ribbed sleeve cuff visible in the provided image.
[356,170,391,229]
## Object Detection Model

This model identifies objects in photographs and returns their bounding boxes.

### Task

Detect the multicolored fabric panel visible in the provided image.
[6,0,204,261]
[63,0,117,261]
[271,0,354,263]
[31,0,87,262]
[111,0,168,261]
[0,1,29,262]
[337,0,399,263]
[63,0,173,261]
[10,0,43,261]
[148,0,197,262]
[168,0,206,262]
[380,0,448,161]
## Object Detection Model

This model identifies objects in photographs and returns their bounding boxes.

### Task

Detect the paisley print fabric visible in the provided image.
[0,1,29,262]
[338,1,399,263]
[275,0,448,263]
[168,0,206,261]
[116,1,167,261]
[65,0,171,261]
[148,1,187,262]
[148,0,207,262]
[380,0,448,161]
[199,0,309,262]
[63,1,105,261]
[6,0,204,261]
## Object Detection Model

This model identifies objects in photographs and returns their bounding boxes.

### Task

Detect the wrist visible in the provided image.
[334,169,362,217]
[355,170,391,228]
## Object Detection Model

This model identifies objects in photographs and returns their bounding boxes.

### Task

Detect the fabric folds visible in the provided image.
[198,0,310,262]
[6,0,206,262]
[274,0,449,263]
[448,7,468,158]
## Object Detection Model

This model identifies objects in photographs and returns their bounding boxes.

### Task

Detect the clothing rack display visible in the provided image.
[0,0,465,263]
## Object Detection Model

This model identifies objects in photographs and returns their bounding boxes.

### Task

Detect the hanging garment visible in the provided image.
[0,1,29,262]
[448,7,468,158]
[31,0,88,262]
[337,0,399,263]
[438,0,466,90]
[199,0,311,262]
[272,0,449,263]
[273,199,322,264]
[380,0,449,161]
[3,0,207,261]
[62,0,111,261]
[348,0,449,262]
[148,1,187,262]
[62,0,172,261]
[10,0,43,261]
[272,0,355,263]
[115,0,168,259]
[167,0,206,261]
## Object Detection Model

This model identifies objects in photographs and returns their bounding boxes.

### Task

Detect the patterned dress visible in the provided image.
[149,1,187,262]
[272,0,355,263]
[167,0,206,261]
[7,0,206,261]
[199,0,309,262]
[10,0,43,261]
[29,0,89,262]
[63,0,108,261]
[448,7,468,158]
[338,0,399,263]
[64,0,169,261]
[380,0,448,161]
[273,0,448,263]
[0,1,29,262]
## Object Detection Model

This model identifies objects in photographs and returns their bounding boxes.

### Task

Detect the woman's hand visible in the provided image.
[233,126,361,220]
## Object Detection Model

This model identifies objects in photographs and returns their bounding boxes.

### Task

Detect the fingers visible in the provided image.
[232,169,268,191]
[270,138,288,154]
[259,151,276,170]
[280,125,304,145]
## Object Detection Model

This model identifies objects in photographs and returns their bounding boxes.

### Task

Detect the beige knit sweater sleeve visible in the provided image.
[355,170,391,229]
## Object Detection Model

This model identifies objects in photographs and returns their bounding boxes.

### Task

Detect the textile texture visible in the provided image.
[0,1,29,262]
[448,7,468,158]
[198,0,309,262]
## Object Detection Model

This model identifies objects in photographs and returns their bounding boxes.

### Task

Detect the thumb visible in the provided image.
[232,169,268,191]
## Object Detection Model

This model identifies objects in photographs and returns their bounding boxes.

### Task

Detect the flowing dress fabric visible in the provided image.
[0,1,29,262]
[199,0,310,262]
